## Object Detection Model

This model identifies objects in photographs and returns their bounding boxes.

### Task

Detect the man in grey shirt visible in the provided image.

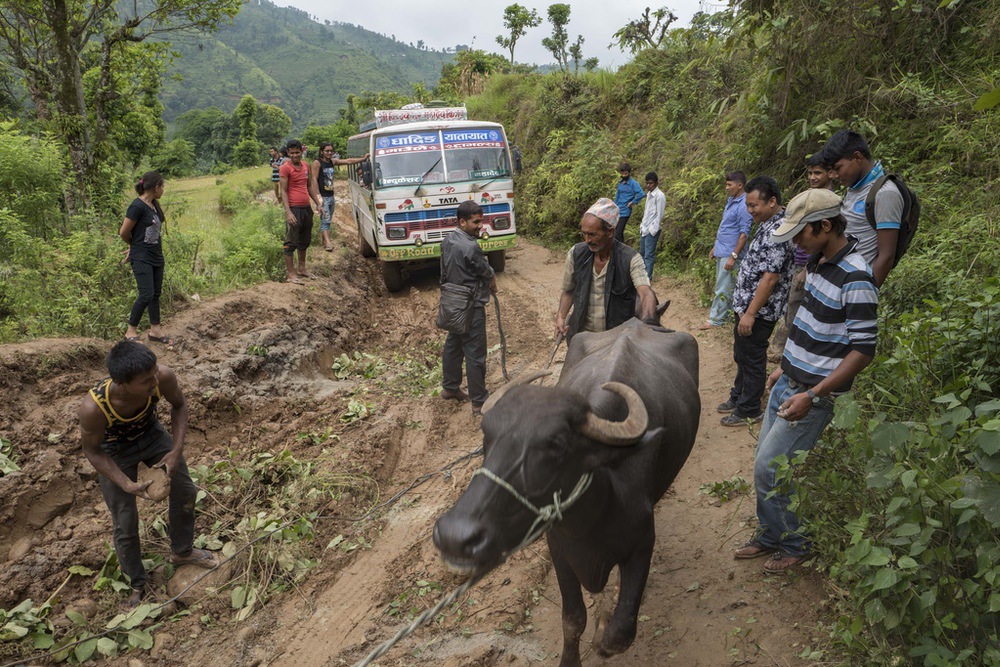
[439,201,497,416]
[821,130,903,286]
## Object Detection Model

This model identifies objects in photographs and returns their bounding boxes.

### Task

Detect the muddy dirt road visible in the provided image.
[0,185,828,666]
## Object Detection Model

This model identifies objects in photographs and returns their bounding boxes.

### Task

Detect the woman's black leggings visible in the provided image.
[128,261,163,327]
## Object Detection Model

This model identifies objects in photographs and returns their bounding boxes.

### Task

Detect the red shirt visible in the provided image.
[279,160,311,207]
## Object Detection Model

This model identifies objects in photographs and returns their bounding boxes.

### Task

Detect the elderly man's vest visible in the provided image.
[566,240,638,342]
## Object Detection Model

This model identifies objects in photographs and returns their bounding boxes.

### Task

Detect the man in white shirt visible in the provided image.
[639,171,666,279]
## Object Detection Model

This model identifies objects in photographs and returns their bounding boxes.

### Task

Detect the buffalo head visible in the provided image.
[433,378,649,576]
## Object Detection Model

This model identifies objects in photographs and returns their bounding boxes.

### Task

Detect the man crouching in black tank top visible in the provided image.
[79,340,217,608]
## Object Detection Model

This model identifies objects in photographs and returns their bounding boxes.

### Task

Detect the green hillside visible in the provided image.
[160,0,453,128]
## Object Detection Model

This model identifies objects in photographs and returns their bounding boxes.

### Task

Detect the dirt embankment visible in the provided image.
[0,184,829,667]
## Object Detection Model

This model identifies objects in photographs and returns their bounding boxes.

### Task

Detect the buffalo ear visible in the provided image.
[580,427,664,469]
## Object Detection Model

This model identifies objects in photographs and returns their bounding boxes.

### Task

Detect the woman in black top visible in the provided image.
[120,171,174,345]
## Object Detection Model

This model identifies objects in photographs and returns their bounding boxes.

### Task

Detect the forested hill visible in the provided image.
[159,0,453,127]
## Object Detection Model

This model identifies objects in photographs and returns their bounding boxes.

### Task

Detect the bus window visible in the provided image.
[374,131,445,188]
[442,128,510,183]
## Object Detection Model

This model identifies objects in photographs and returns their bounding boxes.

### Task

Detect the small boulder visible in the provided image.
[138,464,170,502]
[7,536,35,562]
[166,558,232,606]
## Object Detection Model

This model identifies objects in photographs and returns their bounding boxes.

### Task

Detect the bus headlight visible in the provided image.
[386,226,407,240]
[493,216,511,230]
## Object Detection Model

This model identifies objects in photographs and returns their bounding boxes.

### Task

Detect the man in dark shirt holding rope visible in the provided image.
[439,201,497,417]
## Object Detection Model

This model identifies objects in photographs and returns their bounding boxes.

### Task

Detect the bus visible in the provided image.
[346,106,517,292]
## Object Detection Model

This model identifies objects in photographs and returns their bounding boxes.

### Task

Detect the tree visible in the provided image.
[613,6,678,54]
[541,3,571,73]
[256,103,291,148]
[231,95,262,168]
[152,139,196,178]
[496,4,542,65]
[568,35,585,74]
[0,0,240,213]
[436,50,510,100]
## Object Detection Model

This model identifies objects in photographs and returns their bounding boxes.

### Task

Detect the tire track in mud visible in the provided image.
[262,194,567,666]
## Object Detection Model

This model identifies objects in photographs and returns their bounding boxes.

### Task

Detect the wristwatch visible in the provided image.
[730,252,738,260]
[806,389,821,405]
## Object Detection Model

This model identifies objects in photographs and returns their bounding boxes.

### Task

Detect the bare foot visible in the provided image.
[297,271,315,279]
[287,275,304,285]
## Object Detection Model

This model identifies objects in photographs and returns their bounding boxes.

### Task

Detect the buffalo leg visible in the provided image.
[597,532,654,657]
[550,544,587,667]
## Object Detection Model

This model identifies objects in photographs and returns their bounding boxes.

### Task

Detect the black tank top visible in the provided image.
[89,378,161,444]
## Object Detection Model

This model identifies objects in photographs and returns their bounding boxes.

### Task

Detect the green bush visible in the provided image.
[215,205,285,286]
[218,185,254,215]
[152,138,196,179]
[231,138,263,168]
[785,281,1000,666]
[0,122,66,240]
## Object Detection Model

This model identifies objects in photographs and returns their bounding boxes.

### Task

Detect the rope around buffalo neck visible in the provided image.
[351,469,594,667]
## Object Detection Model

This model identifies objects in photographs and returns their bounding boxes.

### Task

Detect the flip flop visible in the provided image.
[125,335,142,343]
[287,277,304,285]
[324,246,334,252]
[148,334,176,346]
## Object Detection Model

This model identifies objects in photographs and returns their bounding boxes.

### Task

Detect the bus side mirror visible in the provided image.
[361,161,373,187]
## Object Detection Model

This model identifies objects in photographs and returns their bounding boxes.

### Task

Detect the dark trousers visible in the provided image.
[614,216,630,243]
[128,261,164,327]
[98,423,197,590]
[729,315,776,418]
[442,306,489,406]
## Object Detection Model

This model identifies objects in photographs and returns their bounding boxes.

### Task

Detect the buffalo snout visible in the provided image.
[433,510,500,576]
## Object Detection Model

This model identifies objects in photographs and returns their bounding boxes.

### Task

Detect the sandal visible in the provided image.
[148,334,176,346]
[324,246,333,252]
[734,540,776,560]
[762,552,808,574]
[168,548,218,569]
[125,335,143,343]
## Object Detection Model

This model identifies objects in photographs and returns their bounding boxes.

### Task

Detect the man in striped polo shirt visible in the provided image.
[734,188,878,574]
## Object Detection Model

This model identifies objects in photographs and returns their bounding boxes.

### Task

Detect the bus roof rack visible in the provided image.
[359,106,468,133]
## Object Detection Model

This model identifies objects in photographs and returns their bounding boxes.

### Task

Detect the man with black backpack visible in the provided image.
[820,130,919,286]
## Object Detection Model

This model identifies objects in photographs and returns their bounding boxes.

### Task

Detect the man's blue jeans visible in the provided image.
[753,374,835,557]
[639,231,660,279]
[709,257,737,325]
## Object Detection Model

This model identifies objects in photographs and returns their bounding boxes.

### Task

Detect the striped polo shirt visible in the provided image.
[781,238,878,391]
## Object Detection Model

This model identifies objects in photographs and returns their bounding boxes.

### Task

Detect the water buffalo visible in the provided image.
[433,316,700,667]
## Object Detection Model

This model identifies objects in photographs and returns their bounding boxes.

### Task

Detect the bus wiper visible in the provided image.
[414,157,443,197]
[471,177,499,193]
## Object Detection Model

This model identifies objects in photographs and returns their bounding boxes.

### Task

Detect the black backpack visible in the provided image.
[864,173,919,267]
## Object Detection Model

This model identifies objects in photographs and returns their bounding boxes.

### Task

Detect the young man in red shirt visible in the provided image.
[279,140,323,284]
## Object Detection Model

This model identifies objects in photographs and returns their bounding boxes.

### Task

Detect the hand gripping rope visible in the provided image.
[351,468,594,667]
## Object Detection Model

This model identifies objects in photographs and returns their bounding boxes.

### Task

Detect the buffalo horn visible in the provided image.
[481,370,553,414]
[579,382,648,446]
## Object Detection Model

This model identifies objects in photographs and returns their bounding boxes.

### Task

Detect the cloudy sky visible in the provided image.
[273,0,712,67]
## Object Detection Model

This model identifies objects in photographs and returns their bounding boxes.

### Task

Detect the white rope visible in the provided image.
[351,468,594,667]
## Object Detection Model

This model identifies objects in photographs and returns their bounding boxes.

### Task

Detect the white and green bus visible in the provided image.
[346,106,517,292]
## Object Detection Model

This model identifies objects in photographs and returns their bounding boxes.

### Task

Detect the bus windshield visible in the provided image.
[373,127,510,189]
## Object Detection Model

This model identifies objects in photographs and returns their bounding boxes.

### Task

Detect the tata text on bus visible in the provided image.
[346,105,517,292]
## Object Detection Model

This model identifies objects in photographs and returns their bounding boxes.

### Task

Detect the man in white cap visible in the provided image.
[554,198,657,342]
[734,188,878,574]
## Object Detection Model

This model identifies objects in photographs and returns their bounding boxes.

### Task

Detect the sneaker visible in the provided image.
[717,399,737,413]
[168,548,218,569]
[439,389,470,402]
[720,412,763,427]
